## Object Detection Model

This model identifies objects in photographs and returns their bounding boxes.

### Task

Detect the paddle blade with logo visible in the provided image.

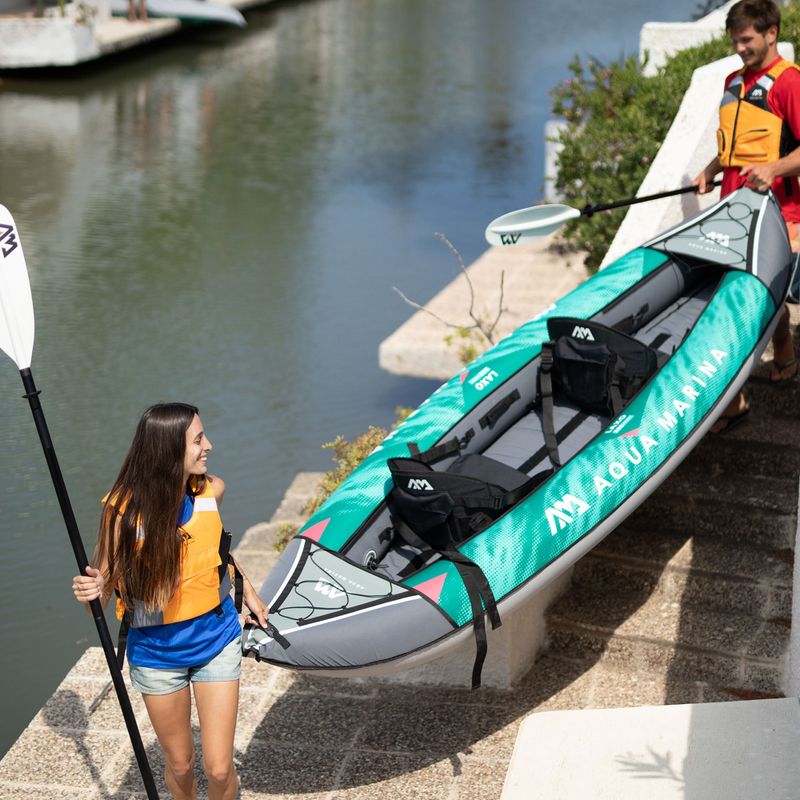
[485,204,581,246]
[0,203,159,797]
[0,205,34,370]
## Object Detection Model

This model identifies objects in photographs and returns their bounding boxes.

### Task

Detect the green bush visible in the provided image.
[273,407,412,552]
[551,2,800,271]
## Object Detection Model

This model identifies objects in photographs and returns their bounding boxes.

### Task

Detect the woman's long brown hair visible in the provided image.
[94,403,205,614]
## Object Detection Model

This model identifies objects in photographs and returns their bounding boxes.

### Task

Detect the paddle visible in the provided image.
[485,180,723,246]
[0,206,160,799]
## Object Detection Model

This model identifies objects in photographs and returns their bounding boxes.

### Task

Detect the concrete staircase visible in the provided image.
[542,362,797,706]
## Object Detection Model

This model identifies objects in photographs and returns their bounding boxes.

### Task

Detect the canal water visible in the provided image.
[0,0,703,756]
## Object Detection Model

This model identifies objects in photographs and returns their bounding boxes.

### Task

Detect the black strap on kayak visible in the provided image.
[648,332,671,351]
[392,517,441,578]
[410,429,475,465]
[392,513,500,688]
[519,410,588,475]
[218,529,243,613]
[263,621,291,649]
[608,376,623,417]
[449,549,501,689]
[539,343,561,468]
[613,303,649,335]
[479,389,521,430]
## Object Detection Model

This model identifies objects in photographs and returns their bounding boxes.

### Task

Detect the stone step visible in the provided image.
[546,586,789,695]
[591,525,794,587]
[546,620,786,696]
[745,366,800,410]
[549,576,790,651]
[657,465,796,515]
[720,381,800,445]
[529,651,774,708]
[571,551,792,621]
[622,491,796,550]
[685,435,800,477]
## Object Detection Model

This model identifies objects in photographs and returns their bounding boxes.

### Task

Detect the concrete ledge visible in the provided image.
[0,17,101,67]
[379,234,586,381]
[0,0,276,68]
[502,698,800,800]
[0,15,186,68]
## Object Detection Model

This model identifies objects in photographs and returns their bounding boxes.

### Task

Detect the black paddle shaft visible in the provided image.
[19,367,160,800]
[582,180,723,217]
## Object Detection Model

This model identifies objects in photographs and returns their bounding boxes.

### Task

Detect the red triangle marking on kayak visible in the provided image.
[301,518,330,542]
[460,370,469,383]
[618,428,640,438]
[414,573,446,603]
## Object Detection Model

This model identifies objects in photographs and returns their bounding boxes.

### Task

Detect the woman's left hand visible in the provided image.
[242,578,269,629]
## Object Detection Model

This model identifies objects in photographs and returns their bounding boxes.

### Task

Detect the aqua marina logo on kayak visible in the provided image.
[570,325,595,340]
[544,347,728,535]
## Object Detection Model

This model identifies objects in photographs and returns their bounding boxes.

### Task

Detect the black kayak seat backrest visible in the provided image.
[387,453,535,549]
[542,316,663,417]
[387,453,535,690]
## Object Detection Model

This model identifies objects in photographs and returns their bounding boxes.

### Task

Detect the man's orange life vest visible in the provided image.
[717,59,800,167]
[114,480,233,627]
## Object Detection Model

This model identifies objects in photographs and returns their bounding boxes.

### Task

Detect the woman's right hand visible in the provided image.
[72,565,105,604]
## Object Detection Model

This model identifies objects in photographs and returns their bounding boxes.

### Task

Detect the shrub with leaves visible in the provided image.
[551,36,730,271]
[273,408,412,552]
[552,1,800,271]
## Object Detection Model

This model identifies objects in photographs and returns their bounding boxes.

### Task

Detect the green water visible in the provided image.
[0,0,703,757]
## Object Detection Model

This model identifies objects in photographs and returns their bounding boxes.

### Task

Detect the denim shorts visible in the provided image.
[129,636,242,696]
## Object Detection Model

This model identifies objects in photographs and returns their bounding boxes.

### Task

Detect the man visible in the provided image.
[695,0,800,431]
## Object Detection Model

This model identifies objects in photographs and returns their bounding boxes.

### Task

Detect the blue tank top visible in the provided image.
[125,494,241,669]
[126,595,241,669]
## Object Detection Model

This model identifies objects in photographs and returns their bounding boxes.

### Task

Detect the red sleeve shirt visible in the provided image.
[720,57,800,222]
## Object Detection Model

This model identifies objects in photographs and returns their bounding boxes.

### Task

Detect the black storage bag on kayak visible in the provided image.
[386,453,549,689]
[537,317,664,468]
[388,452,535,546]
[546,337,620,416]
[542,317,662,417]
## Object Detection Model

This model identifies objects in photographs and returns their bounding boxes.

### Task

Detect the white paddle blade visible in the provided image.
[485,204,581,246]
[0,205,34,370]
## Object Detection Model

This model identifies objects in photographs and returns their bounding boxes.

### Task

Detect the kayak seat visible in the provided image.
[386,453,551,687]
[533,316,662,468]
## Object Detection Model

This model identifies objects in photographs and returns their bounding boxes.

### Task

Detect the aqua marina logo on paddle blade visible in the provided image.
[0,224,18,258]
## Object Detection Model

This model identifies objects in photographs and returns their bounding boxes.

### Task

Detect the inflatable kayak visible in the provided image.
[243,186,793,686]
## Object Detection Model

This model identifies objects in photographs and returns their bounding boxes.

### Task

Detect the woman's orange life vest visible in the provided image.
[717,59,800,167]
[113,480,233,627]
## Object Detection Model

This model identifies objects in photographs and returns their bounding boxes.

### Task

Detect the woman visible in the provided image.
[72,403,268,800]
